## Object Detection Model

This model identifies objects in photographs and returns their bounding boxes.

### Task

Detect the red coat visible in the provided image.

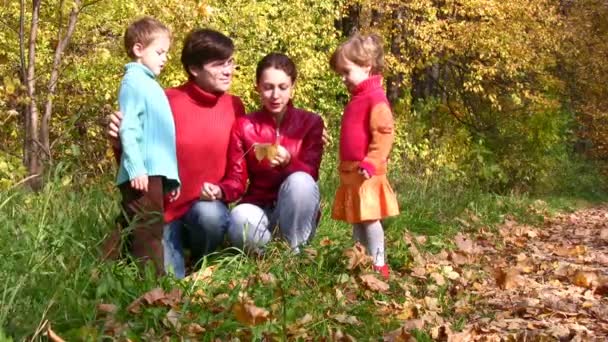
[223,104,324,206]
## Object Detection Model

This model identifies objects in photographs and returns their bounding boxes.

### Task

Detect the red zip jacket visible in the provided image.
[223,103,324,207]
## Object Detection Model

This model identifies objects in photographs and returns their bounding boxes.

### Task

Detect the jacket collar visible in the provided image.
[124,62,155,79]
[352,75,383,96]
[260,100,295,125]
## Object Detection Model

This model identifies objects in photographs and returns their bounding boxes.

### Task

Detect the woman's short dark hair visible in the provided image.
[181,29,234,77]
[255,53,298,84]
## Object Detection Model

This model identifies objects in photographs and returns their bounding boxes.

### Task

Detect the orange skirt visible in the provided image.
[331,162,400,224]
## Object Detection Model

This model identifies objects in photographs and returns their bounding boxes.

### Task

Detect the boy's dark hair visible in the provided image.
[124,17,170,59]
[255,53,298,84]
[181,29,234,77]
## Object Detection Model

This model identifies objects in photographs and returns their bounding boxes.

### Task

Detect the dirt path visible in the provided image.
[387,206,608,341]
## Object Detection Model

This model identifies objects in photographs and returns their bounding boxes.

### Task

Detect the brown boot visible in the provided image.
[119,176,166,276]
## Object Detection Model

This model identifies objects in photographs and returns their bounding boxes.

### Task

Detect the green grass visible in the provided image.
[1,161,607,340]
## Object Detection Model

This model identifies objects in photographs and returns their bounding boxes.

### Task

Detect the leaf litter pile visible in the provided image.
[385,206,608,341]
[50,206,608,340]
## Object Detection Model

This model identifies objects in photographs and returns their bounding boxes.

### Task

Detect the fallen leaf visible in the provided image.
[554,245,587,257]
[343,243,370,270]
[415,235,428,244]
[430,272,446,286]
[572,271,598,289]
[103,317,128,336]
[600,228,608,241]
[548,324,571,340]
[423,296,440,312]
[232,302,270,326]
[320,237,333,246]
[431,324,452,340]
[183,323,205,335]
[383,326,416,342]
[411,267,427,278]
[127,288,183,314]
[360,274,390,292]
[454,233,480,254]
[96,303,117,316]
[297,313,313,325]
[258,272,276,285]
[163,308,181,330]
[449,251,470,265]
[595,278,608,296]
[401,319,425,331]
[332,313,361,325]
[332,328,356,341]
[335,288,344,301]
[494,268,525,289]
[184,265,216,283]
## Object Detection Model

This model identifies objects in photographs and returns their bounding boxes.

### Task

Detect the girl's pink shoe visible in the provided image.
[373,264,390,279]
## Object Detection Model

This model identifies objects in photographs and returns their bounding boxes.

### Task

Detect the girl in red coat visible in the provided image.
[330,33,400,279]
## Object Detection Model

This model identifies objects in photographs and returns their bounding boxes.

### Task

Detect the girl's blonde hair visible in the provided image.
[330,33,384,74]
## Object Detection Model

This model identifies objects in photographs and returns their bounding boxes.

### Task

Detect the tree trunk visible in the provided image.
[25,0,42,190]
[335,4,361,36]
[41,0,81,156]
[20,0,27,165]
[386,9,404,105]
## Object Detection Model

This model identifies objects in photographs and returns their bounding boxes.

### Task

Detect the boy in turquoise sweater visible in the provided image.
[113,17,180,275]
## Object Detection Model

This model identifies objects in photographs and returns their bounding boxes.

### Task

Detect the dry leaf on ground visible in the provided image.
[360,274,390,292]
[127,288,182,314]
[96,303,117,316]
[344,242,371,270]
[332,313,362,325]
[454,233,481,254]
[232,301,270,326]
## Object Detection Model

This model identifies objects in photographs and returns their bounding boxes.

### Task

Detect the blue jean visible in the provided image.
[163,200,230,278]
[227,172,320,254]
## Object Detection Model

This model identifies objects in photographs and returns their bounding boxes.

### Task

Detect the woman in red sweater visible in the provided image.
[218,53,325,254]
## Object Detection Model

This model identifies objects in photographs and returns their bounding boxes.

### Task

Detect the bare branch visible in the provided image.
[41,0,82,157]
[19,0,26,83]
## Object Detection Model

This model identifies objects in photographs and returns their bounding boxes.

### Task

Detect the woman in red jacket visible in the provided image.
[219,53,324,254]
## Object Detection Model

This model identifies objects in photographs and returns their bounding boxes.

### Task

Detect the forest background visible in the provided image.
[1,0,608,340]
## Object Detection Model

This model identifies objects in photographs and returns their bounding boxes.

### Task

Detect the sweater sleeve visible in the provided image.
[118,83,147,179]
[360,103,395,176]
[282,115,324,180]
[218,119,248,203]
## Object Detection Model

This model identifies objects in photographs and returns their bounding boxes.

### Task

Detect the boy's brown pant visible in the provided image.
[102,176,165,275]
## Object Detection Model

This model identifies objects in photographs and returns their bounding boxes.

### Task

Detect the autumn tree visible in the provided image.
[560,0,608,160]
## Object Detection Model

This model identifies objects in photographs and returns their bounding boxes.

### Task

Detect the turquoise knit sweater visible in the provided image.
[116,62,180,191]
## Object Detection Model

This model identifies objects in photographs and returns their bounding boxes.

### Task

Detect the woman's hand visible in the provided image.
[107,111,123,148]
[269,145,291,167]
[201,182,223,201]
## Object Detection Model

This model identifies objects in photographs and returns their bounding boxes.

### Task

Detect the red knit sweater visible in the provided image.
[339,75,395,176]
[163,81,245,222]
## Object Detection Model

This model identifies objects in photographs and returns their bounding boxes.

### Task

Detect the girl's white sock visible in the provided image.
[353,221,385,266]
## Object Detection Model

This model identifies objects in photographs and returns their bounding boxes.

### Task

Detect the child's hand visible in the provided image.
[131,174,148,192]
[358,167,371,179]
[169,187,181,202]
[201,182,223,201]
[107,111,123,148]
[269,145,291,167]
